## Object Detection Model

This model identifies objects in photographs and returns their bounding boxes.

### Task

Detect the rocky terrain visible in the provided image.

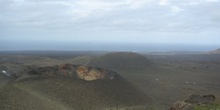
[28,64,117,81]
[170,94,219,110]
[0,51,220,110]
[0,52,155,110]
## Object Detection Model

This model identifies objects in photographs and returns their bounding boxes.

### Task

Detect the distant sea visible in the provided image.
[0,41,219,52]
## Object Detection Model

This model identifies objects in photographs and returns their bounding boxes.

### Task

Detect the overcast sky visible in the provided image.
[0,0,220,51]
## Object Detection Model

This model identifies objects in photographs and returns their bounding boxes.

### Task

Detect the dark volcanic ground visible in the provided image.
[0,51,220,110]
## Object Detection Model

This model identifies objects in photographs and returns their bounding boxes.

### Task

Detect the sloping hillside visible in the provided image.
[0,64,155,110]
[208,48,220,54]
[88,52,155,71]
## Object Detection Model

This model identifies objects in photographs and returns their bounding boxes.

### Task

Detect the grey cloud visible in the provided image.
[0,0,220,46]
[0,0,72,27]
[1,0,218,31]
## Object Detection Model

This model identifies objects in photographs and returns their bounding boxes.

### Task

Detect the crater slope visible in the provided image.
[0,63,155,110]
[28,64,116,81]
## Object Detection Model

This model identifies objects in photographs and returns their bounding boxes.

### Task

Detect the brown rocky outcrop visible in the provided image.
[170,94,216,110]
[170,101,193,110]
[185,94,215,104]
[28,64,117,81]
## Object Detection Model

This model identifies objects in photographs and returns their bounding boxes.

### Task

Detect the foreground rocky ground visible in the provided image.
[170,94,220,110]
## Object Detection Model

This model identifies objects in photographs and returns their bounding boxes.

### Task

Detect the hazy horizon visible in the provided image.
[1,0,220,51]
[0,41,219,52]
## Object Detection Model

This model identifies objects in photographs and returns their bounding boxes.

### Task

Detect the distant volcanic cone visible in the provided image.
[88,52,155,70]
[208,48,220,54]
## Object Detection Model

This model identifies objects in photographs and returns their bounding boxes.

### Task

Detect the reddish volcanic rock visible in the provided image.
[28,64,117,81]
